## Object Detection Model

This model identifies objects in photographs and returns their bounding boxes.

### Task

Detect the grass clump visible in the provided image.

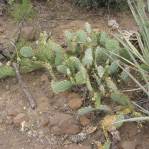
[10,0,35,22]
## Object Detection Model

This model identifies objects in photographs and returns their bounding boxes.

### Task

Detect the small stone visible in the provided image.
[13,113,28,126]
[68,98,82,110]
[23,107,26,110]
[79,116,90,126]
[21,26,37,41]
[108,19,119,30]
[63,123,80,135]
[108,19,116,27]
[50,113,81,135]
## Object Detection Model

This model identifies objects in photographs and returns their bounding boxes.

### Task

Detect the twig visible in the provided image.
[12,62,36,109]
[132,101,149,115]
[121,87,142,92]
[112,116,149,125]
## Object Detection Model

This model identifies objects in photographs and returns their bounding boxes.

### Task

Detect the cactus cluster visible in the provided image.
[0,23,132,112]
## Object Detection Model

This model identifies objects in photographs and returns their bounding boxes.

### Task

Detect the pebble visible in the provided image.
[108,19,119,30]
[79,116,90,126]
[68,97,83,110]
[49,113,81,135]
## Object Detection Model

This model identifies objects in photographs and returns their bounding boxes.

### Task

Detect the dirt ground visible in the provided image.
[0,0,149,149]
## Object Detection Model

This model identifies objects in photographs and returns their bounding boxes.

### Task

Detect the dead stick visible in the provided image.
[12,62,36,109]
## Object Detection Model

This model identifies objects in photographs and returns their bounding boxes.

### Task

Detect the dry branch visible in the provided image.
[12,62,36,109]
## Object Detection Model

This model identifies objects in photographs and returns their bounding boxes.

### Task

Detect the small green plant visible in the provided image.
[10,0,35,22]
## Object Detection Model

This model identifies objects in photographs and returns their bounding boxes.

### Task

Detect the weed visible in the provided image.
[9,0,36,22]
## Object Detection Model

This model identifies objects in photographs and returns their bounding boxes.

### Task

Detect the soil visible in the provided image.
[0,0,149,149]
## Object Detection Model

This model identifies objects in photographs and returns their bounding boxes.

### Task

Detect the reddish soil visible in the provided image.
[0,0,149,149]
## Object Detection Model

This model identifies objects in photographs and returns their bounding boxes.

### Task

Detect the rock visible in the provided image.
[50,113,81,135]
[108,19,119,30]
[79,116,90,126]
[62,123,80,135]
[63,144,91,149]
[53,93,70,108]
[21,26,37,41]
[121,141,136,149]
[13,113,28,126]
[68,97,83,110]
[68,93,80,98]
